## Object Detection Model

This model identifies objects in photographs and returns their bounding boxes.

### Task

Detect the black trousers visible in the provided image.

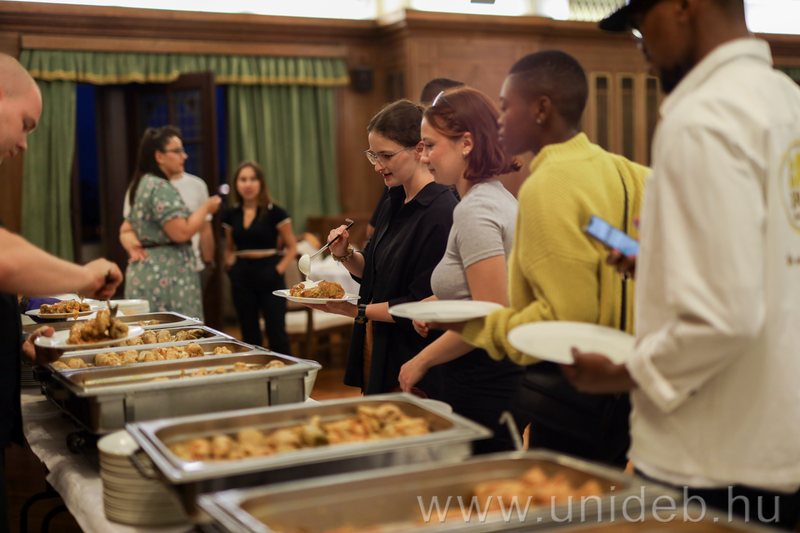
[228,257,291,355]
[638,470,800,531]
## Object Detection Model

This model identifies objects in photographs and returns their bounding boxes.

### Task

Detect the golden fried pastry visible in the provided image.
[95,352,122,367]
[66,309,128,345]
[289,280,345,299]
[187,329,206,339]
[119,350,138,365]
[142,331,158,344]
[137,320,160,326]
[39,300,90,318]
[186,343,204,358]
[211,367,227,375]
[211,435,235,460]
[67,358,89,369]
[191,368,208,377]
[213,346,232,355]
[174,330,190,342]
[169,403,430,462]
[232,362,250,372]
[151,377,170,382]
[127,336,143,346]
[156,330,173,343]
[185,438,212,461]
[51,361,69,370]
[264,360,286,369]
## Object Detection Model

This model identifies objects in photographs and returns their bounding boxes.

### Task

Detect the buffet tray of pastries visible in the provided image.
[126,394,491,518]
[197,450,680,533]
[39,341,319,435]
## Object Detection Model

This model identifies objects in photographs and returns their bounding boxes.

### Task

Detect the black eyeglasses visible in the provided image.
[432,91,458,114]
[163,148,187,156]
[364,146,413,166]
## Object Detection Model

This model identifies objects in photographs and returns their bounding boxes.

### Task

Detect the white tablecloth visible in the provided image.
[20,391,192,533]
[308,256,361,296]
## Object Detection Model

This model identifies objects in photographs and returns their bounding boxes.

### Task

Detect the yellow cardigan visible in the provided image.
[462,133,650,364]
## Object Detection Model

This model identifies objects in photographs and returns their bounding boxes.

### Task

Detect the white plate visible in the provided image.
[34,325,144,351]
[272,289,360,305]
[25,306,97,319]
[389,300,504,323]
[507,321,635,365]
[98,430,140,456]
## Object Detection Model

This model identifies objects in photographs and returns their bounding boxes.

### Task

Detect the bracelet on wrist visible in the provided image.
[332,244,355,263]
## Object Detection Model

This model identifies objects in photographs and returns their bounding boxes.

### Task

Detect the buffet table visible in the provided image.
[21,389,193,533]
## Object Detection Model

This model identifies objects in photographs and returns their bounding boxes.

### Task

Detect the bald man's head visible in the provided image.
[0,54,42,164]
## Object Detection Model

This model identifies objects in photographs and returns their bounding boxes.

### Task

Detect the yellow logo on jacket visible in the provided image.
[781,141,800,232]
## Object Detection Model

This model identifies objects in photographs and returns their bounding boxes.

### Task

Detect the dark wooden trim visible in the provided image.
[1,1,378,45]
[21,35,348,58]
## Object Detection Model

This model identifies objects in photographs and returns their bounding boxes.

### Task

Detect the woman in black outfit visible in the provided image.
[222,161,296,355]
[307,100,457,398]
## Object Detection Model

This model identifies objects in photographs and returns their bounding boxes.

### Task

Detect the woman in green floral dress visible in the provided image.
[120,126,221,320]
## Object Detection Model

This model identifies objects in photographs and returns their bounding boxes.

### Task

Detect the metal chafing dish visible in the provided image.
[127,394,492,517]
[41,349,319,435]
[45,326,228,369]
[22,311,202,334]
[196,450,678,533]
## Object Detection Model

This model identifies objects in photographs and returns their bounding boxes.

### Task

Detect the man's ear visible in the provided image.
[531,95,552,124]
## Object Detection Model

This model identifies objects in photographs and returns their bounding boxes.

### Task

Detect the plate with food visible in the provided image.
[34,308,144,351]
[26,300,97,319]
[273,280,359,304]
[507,321,635,365]
[389,300,504,323]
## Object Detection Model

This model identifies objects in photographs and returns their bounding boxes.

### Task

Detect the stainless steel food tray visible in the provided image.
[22,311,202,334]
[42,350,319,435]
[196,450,678,533]
[49,326,229,367]
[127,394,492,517]
[201,486,777,533]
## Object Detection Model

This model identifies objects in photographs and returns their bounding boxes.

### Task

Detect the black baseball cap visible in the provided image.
[598,0,650,32]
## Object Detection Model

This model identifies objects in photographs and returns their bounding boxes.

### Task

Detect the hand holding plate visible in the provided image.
[560,348,637,393]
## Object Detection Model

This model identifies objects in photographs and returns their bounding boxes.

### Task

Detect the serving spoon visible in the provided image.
[298,218,355,280]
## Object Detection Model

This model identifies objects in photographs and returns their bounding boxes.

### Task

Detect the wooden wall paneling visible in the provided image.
[616,73,636,162]
[336,43,388,217]
[634,73,649,166]
[589,72,612,152]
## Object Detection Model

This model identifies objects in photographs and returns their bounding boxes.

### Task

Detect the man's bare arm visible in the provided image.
[0,228,122,298]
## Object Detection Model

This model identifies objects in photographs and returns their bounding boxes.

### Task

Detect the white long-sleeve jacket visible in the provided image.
[627,38,800,492]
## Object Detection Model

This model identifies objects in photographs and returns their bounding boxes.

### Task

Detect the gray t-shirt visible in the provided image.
[431,180,518,300]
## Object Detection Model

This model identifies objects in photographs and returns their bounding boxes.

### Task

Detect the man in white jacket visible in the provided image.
[564,0,800,528]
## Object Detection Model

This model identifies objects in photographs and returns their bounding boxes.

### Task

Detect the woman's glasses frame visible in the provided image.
[364,146,413,166]
[432,90,457,114]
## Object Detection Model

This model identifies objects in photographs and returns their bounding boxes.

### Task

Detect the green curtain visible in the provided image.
[18,50,347,257]
[21,50,349,87]
[21,80,77,261]
[777,66,800,83]
[228,85,340,232]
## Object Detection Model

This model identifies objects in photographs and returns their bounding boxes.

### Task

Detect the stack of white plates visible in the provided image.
[20,361,38,388]
[98,430,188,527]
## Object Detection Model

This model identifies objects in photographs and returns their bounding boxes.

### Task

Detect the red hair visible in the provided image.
[423,86,520,182]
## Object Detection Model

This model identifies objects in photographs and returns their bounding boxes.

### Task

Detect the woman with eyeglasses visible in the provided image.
[309,99,457,398]
[397,87,526,453]
[121,126,221,320]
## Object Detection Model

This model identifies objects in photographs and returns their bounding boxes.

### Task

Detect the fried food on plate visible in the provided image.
[289,280,345,299]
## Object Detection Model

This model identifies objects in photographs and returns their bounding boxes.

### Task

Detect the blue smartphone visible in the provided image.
[584,215,640,257]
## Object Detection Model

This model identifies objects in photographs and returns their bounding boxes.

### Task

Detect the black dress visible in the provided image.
[344,183,457,398]
[222,204,292,355]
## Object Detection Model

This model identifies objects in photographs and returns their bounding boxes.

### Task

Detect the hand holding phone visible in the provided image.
[584,215,639,257]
